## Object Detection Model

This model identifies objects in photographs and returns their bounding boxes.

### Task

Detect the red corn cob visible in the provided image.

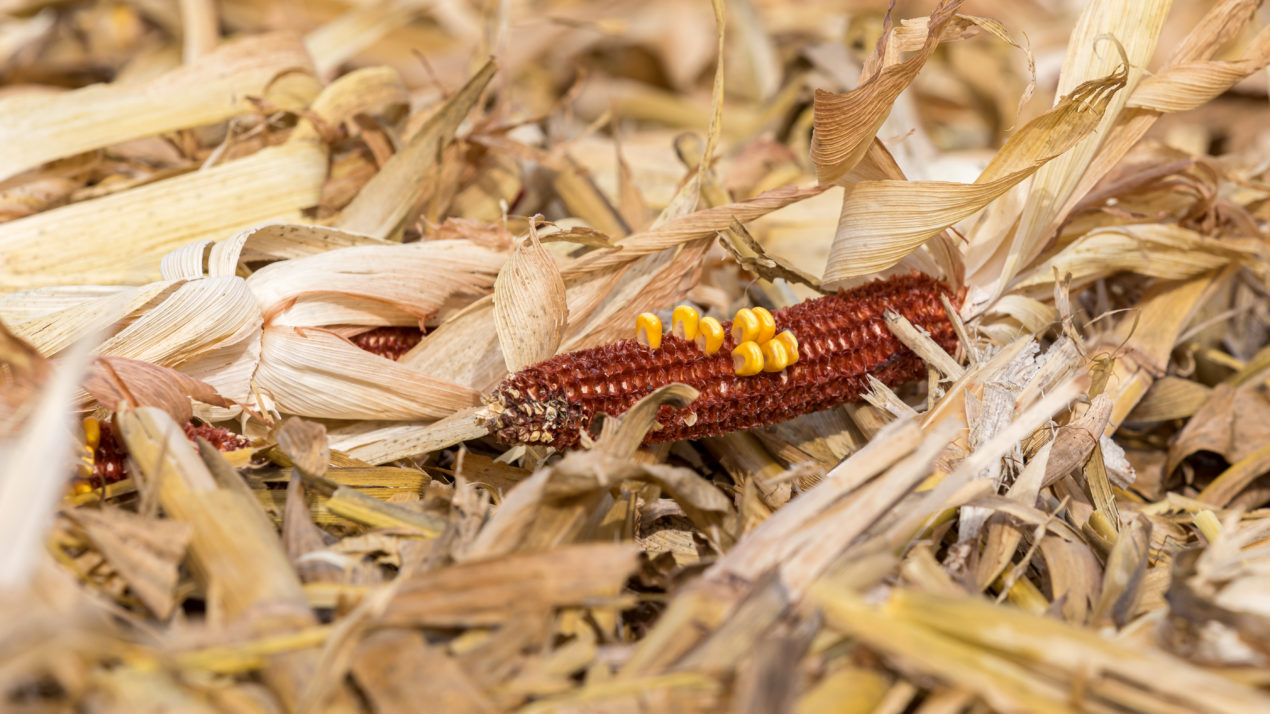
[77,421,252,491]
[351,326,424,361]
[481,272,958,450]
[184,421,254,453]
[87,425,128,486]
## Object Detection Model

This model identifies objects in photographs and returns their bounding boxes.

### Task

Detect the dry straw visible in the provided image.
[2,0,1270,711]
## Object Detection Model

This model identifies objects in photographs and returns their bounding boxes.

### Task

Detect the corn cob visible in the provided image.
[481,272,958,450]
[74,419,252,492]
[351,326,424,361]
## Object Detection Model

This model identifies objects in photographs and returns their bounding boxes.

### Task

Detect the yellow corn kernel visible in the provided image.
[774,330,799,365]
[731,308,760,343]
[732,341,764,376]
[672,305,700,341]
[696,316,725,355]
[78,417,101,478]
[83,417,101,451]
[636,313,662,349]
[761,339,791,372]
[752,306,776,344]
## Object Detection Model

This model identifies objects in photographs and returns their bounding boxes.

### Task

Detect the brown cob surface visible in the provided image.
[482,273,958,450]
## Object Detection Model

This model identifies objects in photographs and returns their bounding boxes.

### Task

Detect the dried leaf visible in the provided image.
[992,0,1172,294]
[493,225,568,373]
[1168,383,1270,474]
[811,0,963,185]
[67,508,190,618]
[246,240,505,327]
[84,356,233,424]
[0,33,320,182]
[381,543,639,627]
[823,66,1128,287]
[1127,376,1212,422]
[275,416,330,478]
[351,631,495,714]
[254,326,480,420]
[336,59,496,239]
[0,137,329,290]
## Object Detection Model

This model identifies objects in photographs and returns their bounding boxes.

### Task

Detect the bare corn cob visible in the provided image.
[481,272,958,450]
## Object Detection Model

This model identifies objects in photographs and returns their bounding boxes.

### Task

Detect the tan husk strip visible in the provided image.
[974,0,1173,310]
[0,33,320,182]
[334,59,496,240]
[967,0,1270,311]
[246,239,505,327]
[1053,0,1266,222]
[493,223,568,373]
[810,0,963,185]
[821,64,1128,287]
[254,327,480,420]
[0,138,328,290]
[0,61,412,293]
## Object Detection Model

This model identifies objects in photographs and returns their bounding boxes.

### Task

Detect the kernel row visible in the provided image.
[636,304,801,376]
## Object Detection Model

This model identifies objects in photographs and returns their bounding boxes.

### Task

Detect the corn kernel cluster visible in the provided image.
[636,304,801,377]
